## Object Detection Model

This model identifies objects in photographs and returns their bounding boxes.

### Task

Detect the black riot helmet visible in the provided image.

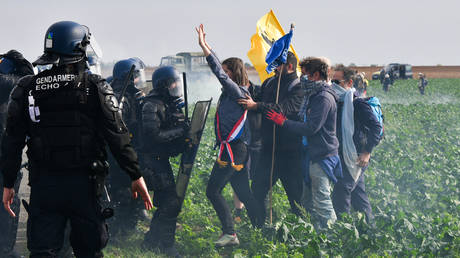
[112,57,147,90]
[0,50,34,76]
[151,66,183,98]
[33,21,103,66]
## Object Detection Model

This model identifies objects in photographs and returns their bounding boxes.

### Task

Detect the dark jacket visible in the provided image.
[247,82,262,148]
[284,81,339,162]
[140,92,187,158]
[352,97,382,154]
[256,72,304,151]
[336,94,383,157]
[0,74,21,136]
[206,51,250,145]
[0,74,20,105]
[1,67,141,188]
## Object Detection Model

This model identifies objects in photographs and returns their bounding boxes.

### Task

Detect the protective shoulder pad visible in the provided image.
[96,80,122,127]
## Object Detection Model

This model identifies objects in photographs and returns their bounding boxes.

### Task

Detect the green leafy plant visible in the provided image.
[104,79,460,257]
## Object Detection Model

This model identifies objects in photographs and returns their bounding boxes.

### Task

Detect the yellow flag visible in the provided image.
[247,10,300,83]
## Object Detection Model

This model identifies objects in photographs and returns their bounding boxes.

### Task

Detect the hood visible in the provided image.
[307,80,338,102]
[324,84,339,102]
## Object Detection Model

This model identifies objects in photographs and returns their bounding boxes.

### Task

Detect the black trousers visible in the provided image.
[107,154,144,237]
[206,141,261,234]
[27,174,108,258]
[0,171,22,255]
[143,157,180,249]
[247,144,262,180]
[251,147,304,227]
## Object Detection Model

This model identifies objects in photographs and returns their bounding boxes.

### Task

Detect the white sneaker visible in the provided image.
[214,233,240,247]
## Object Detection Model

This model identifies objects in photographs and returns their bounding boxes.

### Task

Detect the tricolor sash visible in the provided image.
[216,110,247,171]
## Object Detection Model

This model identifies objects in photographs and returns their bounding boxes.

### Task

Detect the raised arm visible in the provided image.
[196,24,247,100]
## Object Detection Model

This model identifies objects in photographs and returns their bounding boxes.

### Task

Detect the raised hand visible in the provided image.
[195,24,206,47]
[195,24,211,56]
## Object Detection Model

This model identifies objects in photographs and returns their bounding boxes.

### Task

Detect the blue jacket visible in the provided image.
[206,51,249,145]
[284,81,339,162]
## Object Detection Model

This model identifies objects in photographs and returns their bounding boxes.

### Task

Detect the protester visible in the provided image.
[238,51,305,227]
[265,57,341,229]
[330,64,382,225]
[197,24,261,247]
[383,73,391,92]
[418,72,428,95]
[354,72,367,97]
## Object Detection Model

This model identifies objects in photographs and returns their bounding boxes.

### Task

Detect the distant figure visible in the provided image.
[418,73,428,95]
[383,74,391,92]
[354,72,367,97]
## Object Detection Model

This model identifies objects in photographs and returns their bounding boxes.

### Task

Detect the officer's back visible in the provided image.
[0,20,152,258]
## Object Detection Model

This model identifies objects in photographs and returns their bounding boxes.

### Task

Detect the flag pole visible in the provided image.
[269,23,295,225]
[269,64,283,225]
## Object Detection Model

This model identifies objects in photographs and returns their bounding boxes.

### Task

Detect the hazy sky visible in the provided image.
[2,0,459,66]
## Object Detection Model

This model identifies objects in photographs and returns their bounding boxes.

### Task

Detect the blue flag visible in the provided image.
[265,29,293,74]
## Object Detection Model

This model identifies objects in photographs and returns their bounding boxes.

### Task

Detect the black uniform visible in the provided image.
[141,91,187,251]
[0,64,142,257]
[0,50,34,257]
[107,79,145,238]
[0,74,23,257]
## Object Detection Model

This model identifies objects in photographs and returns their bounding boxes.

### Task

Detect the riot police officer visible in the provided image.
[0,49,34,258]
[141,66,188,257]
[1,21,152,257]
[108,57,148,240]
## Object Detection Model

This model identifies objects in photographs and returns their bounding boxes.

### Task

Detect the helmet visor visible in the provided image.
[134,68,147,89]
[168,78,183,97]
[86,35,103,59]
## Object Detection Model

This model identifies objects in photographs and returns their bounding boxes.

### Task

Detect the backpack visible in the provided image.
[364,96,384,138]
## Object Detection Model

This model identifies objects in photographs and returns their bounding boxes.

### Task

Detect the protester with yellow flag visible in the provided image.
[239,19,305,225]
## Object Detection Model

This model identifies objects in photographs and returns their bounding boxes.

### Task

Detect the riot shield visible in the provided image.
[176,99,212,207]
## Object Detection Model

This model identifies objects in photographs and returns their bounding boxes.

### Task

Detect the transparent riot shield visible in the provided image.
[176,99,212,207]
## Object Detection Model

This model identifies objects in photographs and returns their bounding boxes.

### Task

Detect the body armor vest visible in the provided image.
[25,67,103,172]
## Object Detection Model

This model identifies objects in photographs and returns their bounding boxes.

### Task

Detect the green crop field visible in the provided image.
[104,79,460,257]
